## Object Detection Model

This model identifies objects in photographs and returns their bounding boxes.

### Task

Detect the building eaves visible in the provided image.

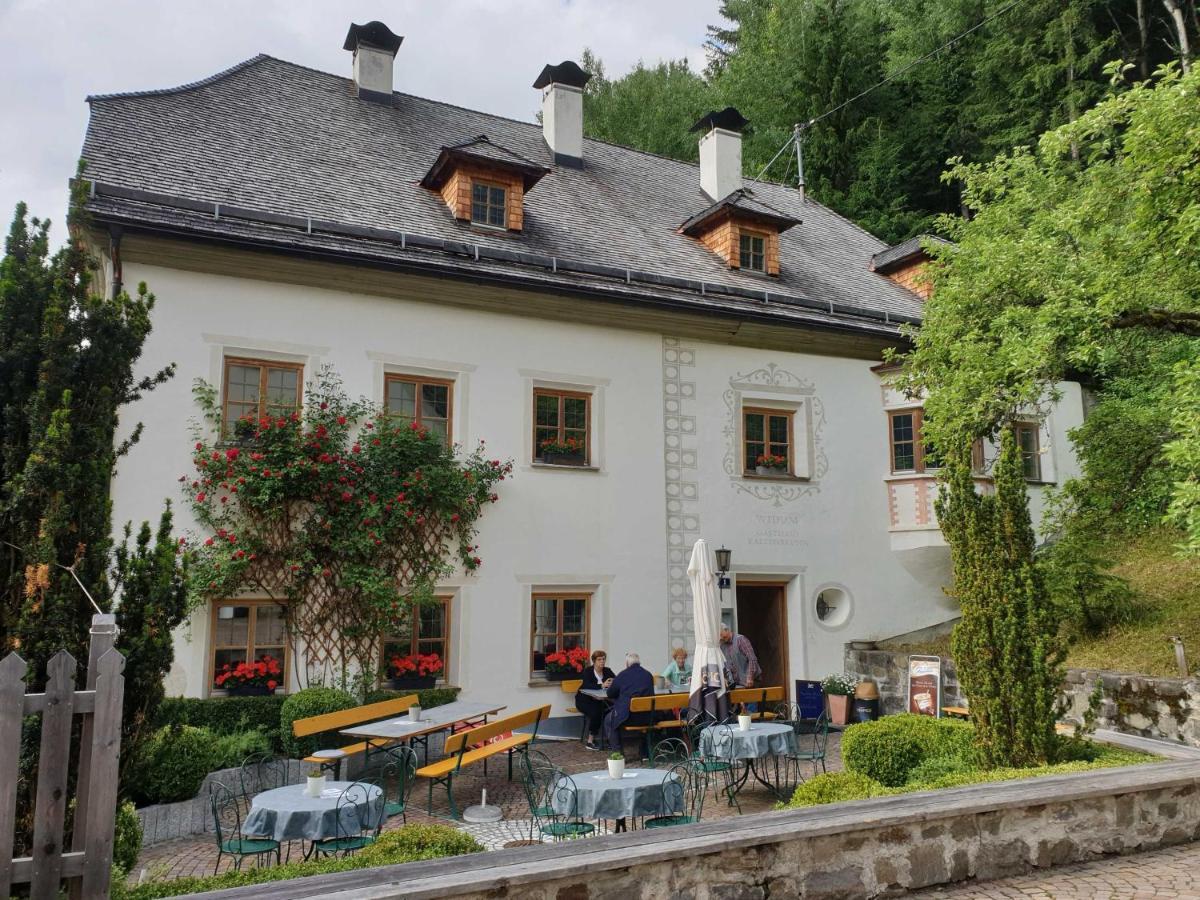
[871,234,951,273]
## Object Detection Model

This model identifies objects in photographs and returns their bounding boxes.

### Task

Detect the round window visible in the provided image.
[814,585,851,628]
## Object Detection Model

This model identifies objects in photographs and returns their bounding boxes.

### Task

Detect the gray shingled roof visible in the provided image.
[678,188,800,235]
[80,54,925,335]
[871,234,952,273]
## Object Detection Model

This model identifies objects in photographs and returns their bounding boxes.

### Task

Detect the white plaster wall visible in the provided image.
[110,262,1086,707]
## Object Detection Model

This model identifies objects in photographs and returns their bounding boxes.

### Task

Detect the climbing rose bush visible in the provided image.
[182,367,511,685]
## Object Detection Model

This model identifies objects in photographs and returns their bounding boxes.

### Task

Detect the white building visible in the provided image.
[77,22,1083,720]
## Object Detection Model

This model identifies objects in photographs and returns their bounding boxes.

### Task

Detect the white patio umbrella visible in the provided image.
[687,538,729,720]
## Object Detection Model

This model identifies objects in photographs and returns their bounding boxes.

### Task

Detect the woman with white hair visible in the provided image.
[601,651,655,756]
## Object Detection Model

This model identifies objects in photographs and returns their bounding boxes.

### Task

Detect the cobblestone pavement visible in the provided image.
[131,731,843,885]
[913,841,1200,899]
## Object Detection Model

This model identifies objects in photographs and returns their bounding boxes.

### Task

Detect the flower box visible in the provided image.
[544,670,571,682]
[225,684,277,697]
[544,647,590,679]
[389,675,437,690]
[214,655,282,694]
[755,465,787,476]
[542,451,586,466]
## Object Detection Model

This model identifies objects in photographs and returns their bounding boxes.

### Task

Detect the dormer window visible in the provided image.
[471,181,508,228]
[421,135,548,234]
[739,232,766,272]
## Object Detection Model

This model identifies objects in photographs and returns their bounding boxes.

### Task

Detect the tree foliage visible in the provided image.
[183,369,511,692]
[939,432,1063,768]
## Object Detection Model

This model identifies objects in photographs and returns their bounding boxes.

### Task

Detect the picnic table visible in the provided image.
[339,700,507,763]
[578,686,685,701]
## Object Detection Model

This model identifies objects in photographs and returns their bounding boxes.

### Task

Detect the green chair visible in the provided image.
[238,753,287,801]
[787,712,830,777]
[209,781,280,874]
[311,781,385,858]
[645,760,705,828]
[686,712,740,813]
[650,737,691,767]
[529,770,595,842]
[520,758,561,841]
[375,746,419,822]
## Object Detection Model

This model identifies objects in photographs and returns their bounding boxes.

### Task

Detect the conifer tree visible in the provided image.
[938,430,1063,767]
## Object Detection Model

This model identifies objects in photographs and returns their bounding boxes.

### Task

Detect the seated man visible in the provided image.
[602,651,655,757]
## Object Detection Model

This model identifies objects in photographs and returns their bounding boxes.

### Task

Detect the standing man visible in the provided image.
[720,624,762,689]
[602,651,655,757]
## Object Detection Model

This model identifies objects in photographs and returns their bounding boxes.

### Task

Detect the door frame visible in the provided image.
[733,578,791,702]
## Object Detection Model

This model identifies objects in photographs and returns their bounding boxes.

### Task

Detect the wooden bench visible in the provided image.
[728,686,785,720]
[415,704,550,818]
[292,693,419,773]
[625,692,690,757]
[942,706,970,720]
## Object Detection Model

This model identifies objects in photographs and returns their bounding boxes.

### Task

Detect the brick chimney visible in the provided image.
[344,21,403,102]
[533,61,592,167]
[691,108,749,202]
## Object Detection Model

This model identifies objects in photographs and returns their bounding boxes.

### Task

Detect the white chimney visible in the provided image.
[533,61,592,167]
[343,21,403,102]
[691,108,749,201]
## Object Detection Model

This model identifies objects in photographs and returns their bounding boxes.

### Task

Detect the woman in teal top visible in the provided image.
[661,647,692,688]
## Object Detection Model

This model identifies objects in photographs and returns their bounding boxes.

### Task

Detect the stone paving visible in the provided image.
[131,732,841,885]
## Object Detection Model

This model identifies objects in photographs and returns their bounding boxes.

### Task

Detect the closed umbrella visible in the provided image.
[687,539,729,722]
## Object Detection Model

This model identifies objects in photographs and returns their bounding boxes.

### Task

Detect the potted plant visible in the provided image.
[387,651,443,689]
[305,767,325,798]
[754,453,789,476]
[607,751,626,779]
[214,655,282,696]
[544,646,589,681]
[822,672,857,726]
[539,436,586,466]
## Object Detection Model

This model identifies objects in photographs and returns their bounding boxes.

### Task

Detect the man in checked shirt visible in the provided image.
[719,623,762,690]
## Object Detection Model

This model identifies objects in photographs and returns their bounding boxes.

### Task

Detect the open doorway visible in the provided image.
[734,581,789,699]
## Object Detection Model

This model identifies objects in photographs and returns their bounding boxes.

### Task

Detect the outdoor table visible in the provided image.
[701,722,798,800]
[339,700,507,764]
[243,781,383,844]
[578,687,686,701]
[551,768,681,832]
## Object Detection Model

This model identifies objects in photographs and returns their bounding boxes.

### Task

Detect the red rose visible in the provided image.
[337,416,347,426]
[196,492,206,502]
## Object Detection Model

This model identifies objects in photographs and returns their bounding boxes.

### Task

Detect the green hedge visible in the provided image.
[155,695,287,750]
[129,725,272,806]
[279,688,358,759]
[363,687,461,709]
[781,771,895,808]
[841,714,975,786]
[113,801,143,876]
[113,824,483,899]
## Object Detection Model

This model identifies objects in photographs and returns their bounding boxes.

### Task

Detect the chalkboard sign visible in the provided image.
[795,679,824,720]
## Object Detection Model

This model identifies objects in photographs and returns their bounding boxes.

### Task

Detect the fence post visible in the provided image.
[30,651,77,900]
[70,614,118,890]
[81,649,124,899]
[0,653,28,899]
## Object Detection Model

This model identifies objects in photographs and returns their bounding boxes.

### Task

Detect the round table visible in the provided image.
[243,781,383,843]
[552,768,681,828]
[701,723,798,800]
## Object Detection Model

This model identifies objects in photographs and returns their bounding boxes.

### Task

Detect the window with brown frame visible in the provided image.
[533,389,590,464]
[209,600,288,694]
[1013,422,1042,481]
[739,231,766,272]
[381,597,451,680]
[744,407,793,474]
[222,358,303,435]
[384,374,452,445]
[888,408,941,473]
[530,593,589,675]
[471,181,507,228]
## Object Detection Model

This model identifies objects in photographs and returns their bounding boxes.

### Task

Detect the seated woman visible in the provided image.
[575,650,615,751]
[661,647,692,689]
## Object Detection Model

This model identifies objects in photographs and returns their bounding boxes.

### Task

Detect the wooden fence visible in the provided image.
[0,614,125,899]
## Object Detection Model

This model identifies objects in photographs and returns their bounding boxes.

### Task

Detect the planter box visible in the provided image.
[224,685,276,697]
[755,465,788,477]
[542,452,586,466]
[389,675,436,690]
[544,670,575,682]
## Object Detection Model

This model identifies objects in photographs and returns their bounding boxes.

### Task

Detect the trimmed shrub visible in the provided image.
[155,695,287,748]
[363,686,461,710]
[779,772,892,809]
[905,754,974,785]
[211,729,273,769]
[112,824,482,899]
[130,725,219,805]
[113,800,143,876]
[279,687,357,759]
[841,714,974,787]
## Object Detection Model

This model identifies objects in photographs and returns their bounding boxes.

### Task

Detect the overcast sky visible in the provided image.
[0,0,721,247]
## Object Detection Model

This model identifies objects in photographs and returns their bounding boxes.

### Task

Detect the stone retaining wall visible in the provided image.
[193,760,1200,899]
[844,646,966,716]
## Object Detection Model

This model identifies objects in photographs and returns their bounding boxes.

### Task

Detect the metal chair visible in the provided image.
[208,781,280,874]
[695,722,741,813]
[238,753,288,800]
[787,713,830,777]
[519,757,563,841]
[369,745,419,823]
[644,760,705,828]
[650,737,691,767]
[534,772,596,842]
[522,747,556,776]
[310,781,385,858]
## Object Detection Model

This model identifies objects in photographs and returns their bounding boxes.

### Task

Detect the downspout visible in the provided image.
[108,226,123,299]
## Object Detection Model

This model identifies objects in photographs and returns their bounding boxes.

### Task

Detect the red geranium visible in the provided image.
[388,652,444,679]
[214,654,282,690]
[544,646,589,674]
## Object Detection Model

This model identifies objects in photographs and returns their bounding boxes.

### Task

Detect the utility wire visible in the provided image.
[752,0,1033,184]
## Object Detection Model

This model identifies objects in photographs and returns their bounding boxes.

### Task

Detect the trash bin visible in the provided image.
[853,679,880,722]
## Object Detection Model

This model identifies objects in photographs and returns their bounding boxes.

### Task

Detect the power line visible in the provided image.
[752,0,1034,185]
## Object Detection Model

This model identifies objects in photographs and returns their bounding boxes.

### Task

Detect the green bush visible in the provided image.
[279,687,357,759]
[130,725,219,805]
[779,772,893,809]
[363,686,461,710]
[155,695,287,749]
[112,824,482,899]
[211,729,273,769]
[113,800,143,876]
[905,754,974,785]
[841,714,975,786]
